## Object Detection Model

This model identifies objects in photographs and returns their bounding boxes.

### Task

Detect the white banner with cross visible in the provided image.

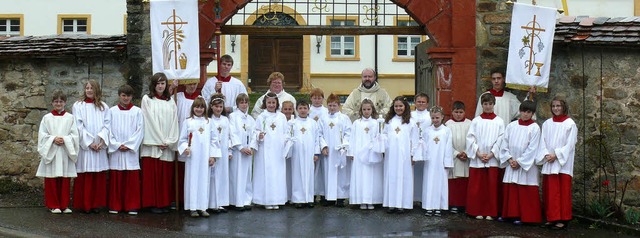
[506,2,557,92]
[150,0,200,84]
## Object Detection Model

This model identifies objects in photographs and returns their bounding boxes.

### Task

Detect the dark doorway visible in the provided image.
[248,35,302,92]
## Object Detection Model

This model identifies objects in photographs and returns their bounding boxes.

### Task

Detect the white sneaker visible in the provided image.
[265,205,273,210]
[367,204,374,210]
[109,210,118,214]
[63,208,72,214]
[51,208,62,214]
[273,205,280,210]
[360,204,367,210]
[128,211,138,215]
[475,215,483,220]
[485,216,493,221]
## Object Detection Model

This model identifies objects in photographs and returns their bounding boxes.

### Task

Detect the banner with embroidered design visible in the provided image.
[506,3,557,92]
[150,0,200,84]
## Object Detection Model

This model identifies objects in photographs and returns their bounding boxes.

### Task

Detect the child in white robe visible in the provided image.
[319,94,351,207]
[309,88,329,206]
[421,106,453,216]
[281,100,295,203]
[252,92,289,209]
[208,94,236,213]
[411,93,431,203]
[348,99,384,210]
[228,93,255,211]
[499,100,542,225]
[288,99,326,208]
[72,80,110,213]
[107,85,144,215]
[178,97,216,218]
[140,73,179,213]
[36,90,79,214]
[465,93,505,220]
[173,81,200,207]
[382,96,418,213]
[445,101,472,213]
[537,96,578,230]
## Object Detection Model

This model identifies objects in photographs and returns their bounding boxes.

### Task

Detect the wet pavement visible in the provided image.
[0,205,634,237]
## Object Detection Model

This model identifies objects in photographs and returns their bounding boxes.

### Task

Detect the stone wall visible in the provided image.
[0,57,126,186]
[476,0,640,207]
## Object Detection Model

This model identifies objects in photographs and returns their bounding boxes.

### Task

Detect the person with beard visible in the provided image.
[342,68,392,122]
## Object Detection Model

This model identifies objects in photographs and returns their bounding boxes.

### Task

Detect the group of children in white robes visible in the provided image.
[36,74,577,230]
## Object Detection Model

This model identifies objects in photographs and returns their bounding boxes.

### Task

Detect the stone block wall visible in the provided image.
[0,57,126,186]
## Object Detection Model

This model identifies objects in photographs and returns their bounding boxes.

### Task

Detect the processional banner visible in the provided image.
[506,3,557,92]
[151,0,200,84]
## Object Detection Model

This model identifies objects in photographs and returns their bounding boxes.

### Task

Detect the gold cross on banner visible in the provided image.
[395,127,401,134]
[329,122,335,129]
[364,127,370,134]
[521,15,546,75]
[198,127,204,134]
[270,122,276,131]
[217,126,222,134]
[300,127,307,134]
[434,136,440,144]
[161,9,188,70]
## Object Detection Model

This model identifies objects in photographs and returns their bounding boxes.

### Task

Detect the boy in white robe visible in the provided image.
[287,100,326,208]
[381,96,418,213]
[228,93,255,211]
[445,101,472,214]
[107,85,144,215]
[465,93,505,220]
[421,106,453,216]
[319,94,351,207]
[252,93,289,209]
[537,97,578,230]
[499,100,542,224]
[411,93,431,203]
[72,80,111,213]
[178,97,217,218]
[348,99,384,210]
[201,54,248,113]
[36,90,79,214]
[309,88,329,206]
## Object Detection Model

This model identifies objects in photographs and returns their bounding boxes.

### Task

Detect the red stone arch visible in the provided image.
[197,0,476,113]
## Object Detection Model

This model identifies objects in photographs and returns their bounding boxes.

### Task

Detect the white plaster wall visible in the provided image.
[536,0,634,17]
[1,0,126,36]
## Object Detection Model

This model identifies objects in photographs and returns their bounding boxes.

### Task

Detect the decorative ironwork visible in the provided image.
[253,12,298,26]
[362,5,380,24]
[312,0,330,13]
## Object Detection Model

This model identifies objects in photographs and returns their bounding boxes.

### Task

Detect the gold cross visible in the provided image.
[270,122,276,131]
[160,9,188,69]
[198,127,204,134]
[395,127,401,134]
[300,127,307,134]
[329,122,335,129]
[521,15,546,75]
[314,116,319,121]
[434,136,440,144]
[242,124,246,131]
[364,127,370,134]
[416,121,421,128]
[217,126,222,134]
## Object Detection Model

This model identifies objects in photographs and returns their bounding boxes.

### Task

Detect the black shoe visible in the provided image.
[295,203,304,209]
[150,207,164,214]
[320,196,330,206]
[396,208,405,214]
[219,207,228,213]
[161,207,170,213]
[243,206,252,211]
[91,208,101,214]
[541,222,554,228]
[387,208,397,214]
[336,199,346,207]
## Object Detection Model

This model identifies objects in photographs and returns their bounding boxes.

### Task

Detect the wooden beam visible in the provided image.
[220,26,425,36]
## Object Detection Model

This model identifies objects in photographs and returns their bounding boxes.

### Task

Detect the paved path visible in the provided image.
[0,206,632,237]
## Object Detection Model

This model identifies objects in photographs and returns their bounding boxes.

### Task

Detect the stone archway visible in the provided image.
[197,0,477,113]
